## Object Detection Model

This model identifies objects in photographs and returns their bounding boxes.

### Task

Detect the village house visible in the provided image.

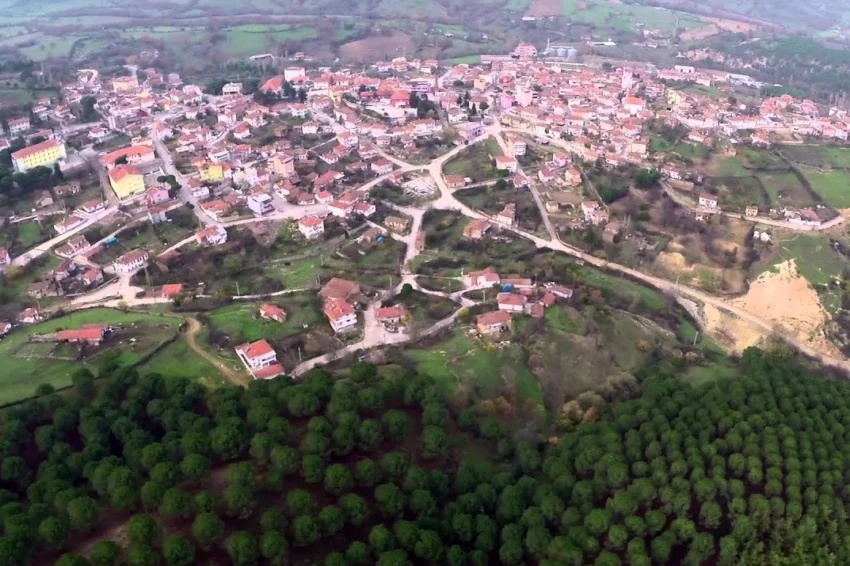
[56,325,107,346]
[18,308,41,324]
[260,303,287,323]
[0,322,11,336]
[464,266,500,287]
[476,310,512,335]
[160,284,184,298]
[444,175,467,189]
[497,292,527,313]
[698,193,718,209]
[494,155,518,173]
[78,199,106,215]
[235,339,284,379]
[324,298,358,333]
[463,218,492,239]
[54,214,86,235]
[745,205,759,217]
[371,159,394,176]
[113,249,149,273]
[55,235,91,258]
[195,225,228,247]
[80,268,104,287]
[319,278,360,302]
[384,216,410,232]
[248,193,275,216]
[328,200,354,218]
[564,168,582,186]
[496,204,516,226]
[298,215,325,239]
[376,304,408,330]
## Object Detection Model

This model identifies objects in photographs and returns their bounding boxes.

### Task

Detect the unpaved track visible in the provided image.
[185,317,247,386]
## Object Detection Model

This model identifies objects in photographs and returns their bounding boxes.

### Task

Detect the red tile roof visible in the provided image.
[236,339,275,360]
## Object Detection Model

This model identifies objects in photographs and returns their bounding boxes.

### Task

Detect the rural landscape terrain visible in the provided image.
[5,0,850,564]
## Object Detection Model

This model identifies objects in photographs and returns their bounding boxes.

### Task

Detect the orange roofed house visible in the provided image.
[324,298,358,333]
[319,278,360,302]
[235,339,285,379]
[476,310,512,335]
[260,303,287,323]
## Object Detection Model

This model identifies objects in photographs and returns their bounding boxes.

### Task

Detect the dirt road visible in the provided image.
[184,317,248,386]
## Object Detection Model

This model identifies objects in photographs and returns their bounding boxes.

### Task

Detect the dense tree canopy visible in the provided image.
[6,349,850,565]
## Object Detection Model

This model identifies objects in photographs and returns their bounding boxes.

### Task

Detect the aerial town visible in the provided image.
[1,42,850,384]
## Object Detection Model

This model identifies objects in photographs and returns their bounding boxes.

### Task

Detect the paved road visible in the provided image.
[11,206,118,267]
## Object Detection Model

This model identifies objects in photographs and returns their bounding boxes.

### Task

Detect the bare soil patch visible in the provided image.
[703,303,766,352]
[680,23,720,41]
[525,0,563,17]
[339,32,414,61]
[727,259,841,356]
[703,16,759,32]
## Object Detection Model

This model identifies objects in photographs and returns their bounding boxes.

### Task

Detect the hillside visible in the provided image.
[3,344,850,565]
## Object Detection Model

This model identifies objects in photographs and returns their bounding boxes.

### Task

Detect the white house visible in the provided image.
[195,225,228,246]
[298,215,325,239]
[324,298,358,333]
[222,82,243,95]
[698,193,718,208]
[248,194,275,216]
[235,339,284,379]
[113,249,149,273]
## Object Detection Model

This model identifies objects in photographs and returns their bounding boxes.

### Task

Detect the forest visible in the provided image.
[3,347,850,565]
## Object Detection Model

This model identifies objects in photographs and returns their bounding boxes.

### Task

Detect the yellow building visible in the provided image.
[11,140,67,173]
[200,163,224,183]
[108,165,145,200]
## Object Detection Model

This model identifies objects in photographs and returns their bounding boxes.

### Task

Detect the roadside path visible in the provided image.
[185,317,246,386]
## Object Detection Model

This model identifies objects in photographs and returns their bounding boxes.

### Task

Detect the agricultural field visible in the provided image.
[442,139,501,182]
[797,166,850,209]
[204,295,325,344]
[0,308,182,406]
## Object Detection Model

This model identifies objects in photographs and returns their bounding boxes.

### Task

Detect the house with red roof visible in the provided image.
[324,298,357,333]
[298,215,325,239]
[260,303,287,323]
[235,339,284,379]
[56,325,107,345]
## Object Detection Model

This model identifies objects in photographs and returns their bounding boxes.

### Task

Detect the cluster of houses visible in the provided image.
[463,266,575,335]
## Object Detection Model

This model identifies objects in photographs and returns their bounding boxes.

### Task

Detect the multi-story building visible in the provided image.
[113,249,149,273]
[108,165,145,200]
[324,298,358,333]
[298,215,325,239]
[11,140,67,173]
[248,194,275,216]
[7,117,30,135]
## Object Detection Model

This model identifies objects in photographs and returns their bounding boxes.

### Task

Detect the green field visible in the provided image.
[265,256,324,289]
[713,156,750,177]
[443,141,499,182]
[781,144,850,169]
[15,221,44,249]
[448,55,481,64]
[799,166,850,208]
[136,337,226,387]
[576,267,668,311]
[206,296,323,343]
[758,171,817,209]
[0,309,182,406]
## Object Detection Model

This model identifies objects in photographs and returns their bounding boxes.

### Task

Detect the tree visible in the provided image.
[89,540,121,566]
[192,512,224,550]
[226,531,258,566]
[346,541,370,566]
[414,530,445,563]
[260,531,289,565]
[292,515,321,546]
[180,454,211,482]
[126,544,158,566]
[499,540,524,565]
[375,484,405,518]
[224,484,256,519]
[382,410,410,441]
[369,524,395,553]
[301,454,325,484]
[358,419,383,451]
[287,489,315,516]
[378,549,411,566]
[271,446,300,475]
[162,535,195,566]
[159,488,192,520]
[127,514,161,546]
[319,505,345,536]
[67,496,100,532]
[421,426,447,459]
[324,464,354,496]
[340,494,369,526]
[39,516,69,549]
[354,459,381,487]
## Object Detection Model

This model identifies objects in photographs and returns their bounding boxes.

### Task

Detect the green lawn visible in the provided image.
[0,309,182,406]
[207,296,323,343]
[758,171,817,209]
[266,256,324,289]
[137,337,227,387]
[713,157,750,177]
[16,221,44,249]
[448,55,481,64]
[799,166,850,208]
[576,268,668,311]
[484,137,503,156]
[544,305,587,335]
[406,330,542,405]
